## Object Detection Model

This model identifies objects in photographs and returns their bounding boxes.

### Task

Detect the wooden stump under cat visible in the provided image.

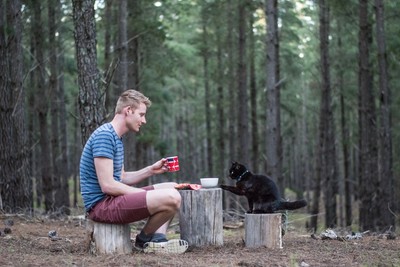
[179,188,223,247]
[86,219,132,254]
[245,213,282,248]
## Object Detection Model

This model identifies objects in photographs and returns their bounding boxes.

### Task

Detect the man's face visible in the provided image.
[127,103,147,132]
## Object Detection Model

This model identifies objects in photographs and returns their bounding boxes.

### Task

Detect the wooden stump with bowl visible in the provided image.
[179,178,223,247]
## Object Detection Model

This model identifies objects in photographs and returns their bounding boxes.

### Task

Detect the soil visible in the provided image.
[0,213,399,267]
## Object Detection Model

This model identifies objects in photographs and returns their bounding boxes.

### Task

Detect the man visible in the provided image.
[79,89,188,254]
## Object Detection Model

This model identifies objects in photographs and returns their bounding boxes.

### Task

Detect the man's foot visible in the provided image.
[143,239,189,254]
[135,233,188,254]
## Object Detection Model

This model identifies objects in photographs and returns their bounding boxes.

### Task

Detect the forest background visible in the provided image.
[1,0,399,234]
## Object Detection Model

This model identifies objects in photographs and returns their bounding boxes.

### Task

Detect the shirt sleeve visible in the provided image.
[92,131,115,160]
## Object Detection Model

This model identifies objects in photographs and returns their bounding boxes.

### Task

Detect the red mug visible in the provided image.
[166,156,180,172]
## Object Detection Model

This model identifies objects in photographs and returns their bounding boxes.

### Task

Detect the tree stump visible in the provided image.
[87,220,132,254]
[245,213,282,248]
[179,188,223,247]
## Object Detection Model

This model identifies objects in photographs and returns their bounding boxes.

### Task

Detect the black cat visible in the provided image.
[220,161,307,214]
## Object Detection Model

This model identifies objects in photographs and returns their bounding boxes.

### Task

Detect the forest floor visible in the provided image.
[0,213,399,267]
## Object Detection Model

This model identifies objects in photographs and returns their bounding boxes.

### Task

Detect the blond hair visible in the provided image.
[115,89,152,114]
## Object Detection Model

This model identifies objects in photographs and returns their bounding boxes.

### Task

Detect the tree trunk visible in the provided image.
[273,0,282,189]
[72,0,106,146]
[48,0,69,214]
[58,53,70,211]
[179,189,223,247]
[127,0,140,92]
[226,0,236,211]
[216,24,226,183]
[27,26,41,209]
[88,220,132,254]
[358,0,379,231]
[249,12,259,172]
[375,0,395,231]
[119,0,138,171]
[0,0,33,213]
[337,28,352,227]
[309,140,321,232]
[318,0,338,229]
[117,0,128,92]
[124,0,141,171]
[245,213,282,248]
[103,0,113,114]
[237,0,249,165]
[33,2,54,212]
[201,7,213,176]
[72,102,80,207]
[265,0,283,194]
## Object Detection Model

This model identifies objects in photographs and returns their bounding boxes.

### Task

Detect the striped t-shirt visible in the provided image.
[79,123,124,211]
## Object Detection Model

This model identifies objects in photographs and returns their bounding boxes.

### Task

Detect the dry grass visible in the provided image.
[0,213,399,267]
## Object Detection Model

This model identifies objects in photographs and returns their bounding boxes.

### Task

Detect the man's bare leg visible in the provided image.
[135,187,188,253]
[141,188,181,235]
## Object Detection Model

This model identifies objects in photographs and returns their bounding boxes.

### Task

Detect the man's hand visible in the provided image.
[151,158,169,174]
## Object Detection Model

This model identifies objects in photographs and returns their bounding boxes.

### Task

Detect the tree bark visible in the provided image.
[245,213,282,248]
[375,0,395,231]
[337,27,352,227]
[0,0,33,212]
[318,0,338,228]
[225,0,236,211]
[58,52,70,211]
[237,0,249,165]
[120,0,139,171]
[32,1,54,212]
[201,7,214,176]
[117,0,128,92]
[265,0,283,193]
[104,0,113,114]
[88,220,132,254]
[72,0,106,146]
[358,0,379,231]
[27,22,41,209]
[249,11,259,172]
[48,0,69,214]
[216,21,226,183]
[179,189,223,247]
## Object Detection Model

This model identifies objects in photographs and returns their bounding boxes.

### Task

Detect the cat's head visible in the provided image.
[229,161,248,180]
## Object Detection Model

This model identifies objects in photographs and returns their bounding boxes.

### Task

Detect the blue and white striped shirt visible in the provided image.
[79,123,124,211]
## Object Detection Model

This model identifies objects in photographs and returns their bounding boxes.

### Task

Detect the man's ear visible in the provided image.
[124,106,131,115]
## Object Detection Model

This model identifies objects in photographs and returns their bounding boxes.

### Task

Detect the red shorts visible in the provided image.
[88,185,154,224]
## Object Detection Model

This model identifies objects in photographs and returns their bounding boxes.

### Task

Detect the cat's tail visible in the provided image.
[279,199,307,210]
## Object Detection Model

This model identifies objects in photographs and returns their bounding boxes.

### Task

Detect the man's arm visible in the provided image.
[121,158,169,186]
[95,157,144,195]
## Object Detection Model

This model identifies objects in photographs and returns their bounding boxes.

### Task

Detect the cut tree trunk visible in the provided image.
[179,188,223,247]
[87,220,132,254]
[245,213,282,248]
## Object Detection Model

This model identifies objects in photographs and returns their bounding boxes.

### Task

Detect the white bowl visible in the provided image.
[200,178,219,188]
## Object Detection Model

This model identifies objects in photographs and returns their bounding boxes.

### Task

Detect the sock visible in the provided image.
[138,231,153,242]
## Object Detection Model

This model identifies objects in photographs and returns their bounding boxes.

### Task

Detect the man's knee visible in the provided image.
[147,188,181,212]
[167,189,182,209]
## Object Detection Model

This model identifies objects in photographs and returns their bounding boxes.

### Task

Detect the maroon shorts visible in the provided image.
[88,185,154,224]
